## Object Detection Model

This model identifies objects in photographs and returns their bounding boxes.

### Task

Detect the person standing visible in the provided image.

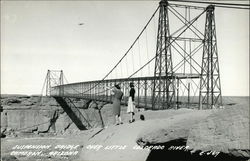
[127,82,135,123]
[112,84,123,125]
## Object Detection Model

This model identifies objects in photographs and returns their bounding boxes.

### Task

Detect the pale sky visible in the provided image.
[1,1,249,96]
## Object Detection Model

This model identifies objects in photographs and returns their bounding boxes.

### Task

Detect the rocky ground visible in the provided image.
[0,95,249,161]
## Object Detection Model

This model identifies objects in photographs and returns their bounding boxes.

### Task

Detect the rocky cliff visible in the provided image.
[135,98,250,160]
[0,95,106,137]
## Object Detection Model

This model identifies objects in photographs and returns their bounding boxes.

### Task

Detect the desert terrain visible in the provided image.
[0,95,249,161]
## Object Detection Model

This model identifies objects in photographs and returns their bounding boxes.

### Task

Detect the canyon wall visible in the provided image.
[0,95,109,137]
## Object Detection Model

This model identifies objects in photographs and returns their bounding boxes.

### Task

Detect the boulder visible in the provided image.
[89,101,98,109]
[21,100,34,106]
[4,98,21,105]
[40,97,59,107]
[54,112,73,134]
[187,104,250,158]
[82,108,102,128]
[37,117,52,133]
[136,110,214,147]
[37,110,58,133]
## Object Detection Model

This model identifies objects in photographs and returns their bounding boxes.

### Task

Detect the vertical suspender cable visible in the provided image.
[145,29,151,76]
[154,14,157,43]
[131,47,135,73]
[73,6,160,95]
[115,67,118,79]
[120,61,123,78]
[137,39,142,77]
[125,54,129,77]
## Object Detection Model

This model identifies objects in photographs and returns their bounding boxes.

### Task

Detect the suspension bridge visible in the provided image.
[42,0,249,119]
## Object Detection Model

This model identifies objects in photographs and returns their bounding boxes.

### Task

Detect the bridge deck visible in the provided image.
[50,74,200,110]
[64,73,200,85]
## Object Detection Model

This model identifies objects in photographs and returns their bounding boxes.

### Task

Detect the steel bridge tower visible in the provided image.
[199,5,222,109]
[152,0,175,110]
[45,70,64,96]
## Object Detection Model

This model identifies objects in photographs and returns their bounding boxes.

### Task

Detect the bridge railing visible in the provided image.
[50,74,200,109]
[50,76,156,109]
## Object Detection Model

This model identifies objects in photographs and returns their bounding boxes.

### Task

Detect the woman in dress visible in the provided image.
[127,82,135,123]
[112,84,123,125]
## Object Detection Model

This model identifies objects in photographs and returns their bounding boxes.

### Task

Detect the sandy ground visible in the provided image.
[80,109,216,161]
[1,108,195,161]
[1,128,101,161]
[1,96,249,161]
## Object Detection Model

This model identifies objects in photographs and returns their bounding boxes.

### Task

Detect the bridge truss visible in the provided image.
[45,0,225,110]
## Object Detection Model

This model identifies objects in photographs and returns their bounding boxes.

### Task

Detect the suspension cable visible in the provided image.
[53,6,206,97]
[168,0,250,7]
[70,6,160,95]
[41,71,49,96]
[213,5,249,9]
[128,9,206,79]
[102,6,160,81]
[48,1,248,97]
[70,7,207,97]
